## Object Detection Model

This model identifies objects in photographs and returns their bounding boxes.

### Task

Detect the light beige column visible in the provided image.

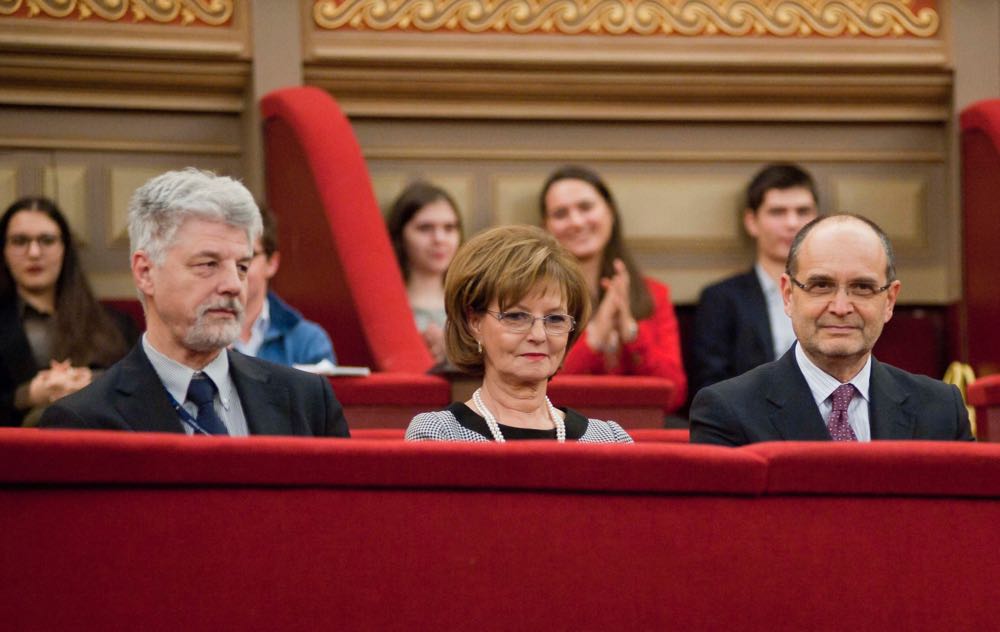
[243,0,304,198]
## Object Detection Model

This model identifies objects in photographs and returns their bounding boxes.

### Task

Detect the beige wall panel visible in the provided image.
[831,176,927,249]
[492,175,543,227]
[42,165,87,243]
[0,167,16,207]
[372,173,410,215]
[109,167,164,247]
[647,266,753,305]
[90,272,138,300]
[894,265,949,304]
[611,175,744,242]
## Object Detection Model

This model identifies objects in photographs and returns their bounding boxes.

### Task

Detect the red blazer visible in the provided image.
[561,278,687,412]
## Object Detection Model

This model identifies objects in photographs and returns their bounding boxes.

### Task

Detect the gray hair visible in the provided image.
[128,168,262,264]
[786,213,896,282]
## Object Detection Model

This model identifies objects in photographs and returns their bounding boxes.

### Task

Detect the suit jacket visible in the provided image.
[689,346,973,446]
[690,269,773,397]
[38,344,350,437]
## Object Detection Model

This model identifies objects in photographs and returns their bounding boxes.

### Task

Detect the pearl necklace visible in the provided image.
[472,388,566,443]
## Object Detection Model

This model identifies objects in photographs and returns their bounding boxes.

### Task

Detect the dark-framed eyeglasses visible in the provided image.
[485,310,576,335]
[788,276,893,299]
[5,233,62,251]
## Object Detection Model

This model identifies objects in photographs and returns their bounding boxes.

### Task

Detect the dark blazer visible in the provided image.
[691,269,773,397]
[689,346,974,446]
[0,298,37,426]
[38,344,350,437]
[0,298,138,426]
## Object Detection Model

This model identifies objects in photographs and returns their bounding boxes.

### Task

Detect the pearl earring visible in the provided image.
[477,340,482,354]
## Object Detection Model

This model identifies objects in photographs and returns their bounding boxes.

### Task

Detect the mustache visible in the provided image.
[195,297,244,319]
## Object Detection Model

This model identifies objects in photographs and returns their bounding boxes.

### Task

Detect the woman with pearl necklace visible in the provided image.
[406,225,632,444]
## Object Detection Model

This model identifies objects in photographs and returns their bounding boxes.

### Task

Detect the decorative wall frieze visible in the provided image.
[313,0,939,38]
[0,0,233,26]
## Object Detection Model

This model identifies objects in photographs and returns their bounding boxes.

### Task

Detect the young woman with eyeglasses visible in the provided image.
[0,196,137,426]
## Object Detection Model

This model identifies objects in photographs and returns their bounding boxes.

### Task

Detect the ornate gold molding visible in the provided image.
[0,0,233,26]
[313,0,939,37]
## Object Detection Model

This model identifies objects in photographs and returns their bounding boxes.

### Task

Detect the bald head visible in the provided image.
[786,214,896,283]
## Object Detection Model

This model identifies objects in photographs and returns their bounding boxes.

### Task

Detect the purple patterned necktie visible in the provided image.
[827,383,858,442]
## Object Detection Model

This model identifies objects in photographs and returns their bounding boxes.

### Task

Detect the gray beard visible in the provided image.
[183,298,244,352]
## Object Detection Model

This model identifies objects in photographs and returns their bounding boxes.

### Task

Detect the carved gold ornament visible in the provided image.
[313,0,939,37]
[0,0,233,25]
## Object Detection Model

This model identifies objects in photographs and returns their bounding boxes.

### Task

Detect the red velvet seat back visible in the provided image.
[260,87,433,372]
[960,99,1000,375]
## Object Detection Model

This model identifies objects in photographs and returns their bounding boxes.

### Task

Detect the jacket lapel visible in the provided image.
[228,351,292,435]
[113,345,186,433]
[765,347,831,441]
[868,357,916,439]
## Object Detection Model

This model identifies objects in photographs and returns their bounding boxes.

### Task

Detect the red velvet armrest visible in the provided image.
[328,372,450,406]
[968,374,1000,407]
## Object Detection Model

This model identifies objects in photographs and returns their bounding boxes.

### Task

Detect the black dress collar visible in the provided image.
[448,401,589,440]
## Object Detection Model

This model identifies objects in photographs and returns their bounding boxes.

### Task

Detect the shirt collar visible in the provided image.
[754,262,779,295]
[141,333,235,410]
[794,342,872,406]
[256,296,271,334]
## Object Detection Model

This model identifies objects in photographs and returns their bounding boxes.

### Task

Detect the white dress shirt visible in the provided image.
[754,263,796,361]
[142,334,250,436]
[794,342,872,442]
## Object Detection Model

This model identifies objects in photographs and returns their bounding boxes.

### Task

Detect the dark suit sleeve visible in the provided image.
[319,376,350,437]
[38,400,103,430]
[688,384,747,446]
[691,285,737,396]
[949,384,975,441]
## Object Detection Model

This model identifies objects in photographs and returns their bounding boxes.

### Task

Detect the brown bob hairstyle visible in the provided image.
[444,225,591,375]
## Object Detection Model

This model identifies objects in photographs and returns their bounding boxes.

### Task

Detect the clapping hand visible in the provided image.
[28,360,93,406]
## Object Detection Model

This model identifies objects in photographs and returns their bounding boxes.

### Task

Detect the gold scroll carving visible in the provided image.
[312,0,939,37]
[0,0,233,25]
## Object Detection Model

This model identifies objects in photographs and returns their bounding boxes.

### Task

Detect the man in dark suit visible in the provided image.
[40,168,349,437]
[690,164,819,396]
[690,214,973,446]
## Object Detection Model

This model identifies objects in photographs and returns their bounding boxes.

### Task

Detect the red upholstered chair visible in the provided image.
[260,86,678,429]
[969,374,1000,442]
[261,86,448,426]
[960,100,1000,376]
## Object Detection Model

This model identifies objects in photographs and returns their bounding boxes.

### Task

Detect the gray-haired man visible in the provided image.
[40,168,349,436]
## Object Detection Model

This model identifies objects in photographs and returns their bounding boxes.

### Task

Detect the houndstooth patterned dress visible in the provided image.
[406,402,633,443]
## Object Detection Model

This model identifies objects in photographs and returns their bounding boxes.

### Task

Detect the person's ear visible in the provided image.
[743,208,760,240]
[780,273,794,317]
[131,251,155,298]
[883,280,901,323]
[264,251,280,280]
[467,309,483,336]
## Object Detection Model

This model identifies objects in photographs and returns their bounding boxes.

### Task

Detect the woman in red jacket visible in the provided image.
[540,165,687,412]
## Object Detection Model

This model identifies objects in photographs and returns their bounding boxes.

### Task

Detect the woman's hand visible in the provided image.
[422,323,448,364]
[27,360,93,406]
[587,259,637,353]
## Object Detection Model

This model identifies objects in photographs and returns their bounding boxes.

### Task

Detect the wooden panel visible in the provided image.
[0,167,16,208]
[832,175,928,250]
[42,165,87,244]
[109,167,163,248]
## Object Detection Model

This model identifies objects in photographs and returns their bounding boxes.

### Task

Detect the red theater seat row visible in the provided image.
[3,427,1000,630]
